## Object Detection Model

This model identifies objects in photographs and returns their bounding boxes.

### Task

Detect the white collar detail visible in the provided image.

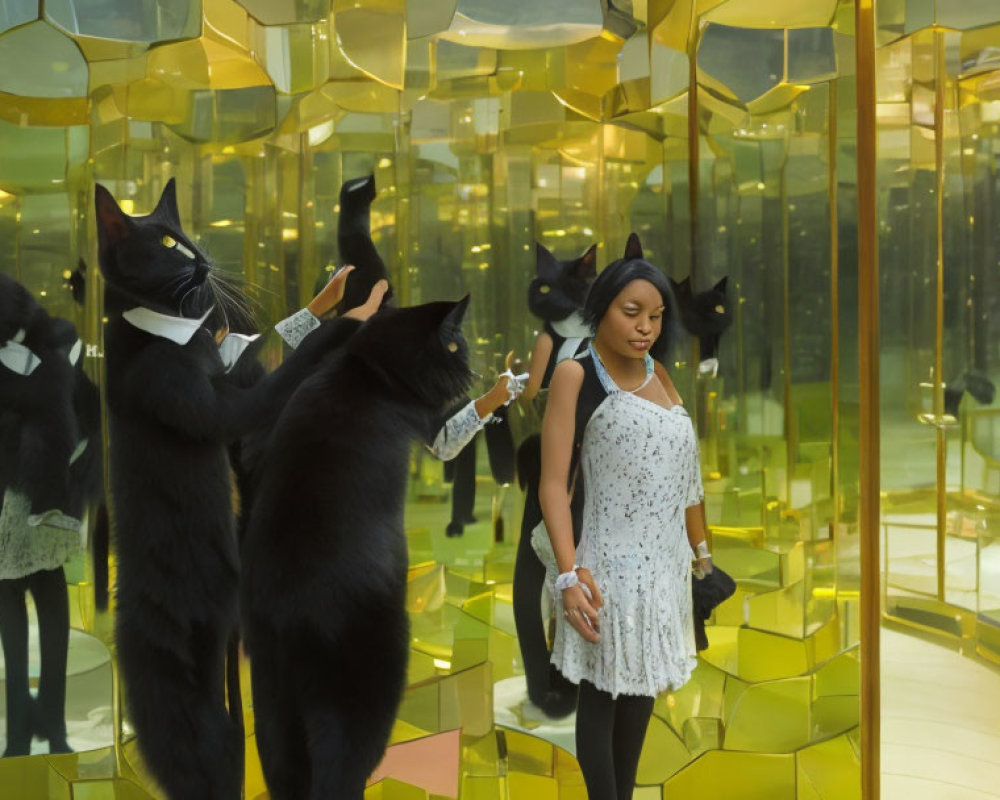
[551,310,592,339]
[122,306,213,345]
[0,340,40,375]
[218,332,260,372]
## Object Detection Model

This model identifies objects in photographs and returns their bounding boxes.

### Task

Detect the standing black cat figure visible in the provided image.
[335,174,393,313]
[242,298,472,800]
[668,276,732,372]
[512,240,598,718]
[95,179,356,800]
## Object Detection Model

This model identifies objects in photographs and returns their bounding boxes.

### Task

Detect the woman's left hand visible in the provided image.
[576,568,604,610]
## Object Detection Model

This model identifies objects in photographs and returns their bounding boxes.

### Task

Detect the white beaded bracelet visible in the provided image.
[555,565,581,592]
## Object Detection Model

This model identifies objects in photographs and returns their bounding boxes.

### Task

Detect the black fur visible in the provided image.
[528,242,597,323]
[513,241,598,718]
[0,275,79,518]
[335,174,393,313]
[669,275,732,361]
[241,298,471,800]
[96,179,352,800]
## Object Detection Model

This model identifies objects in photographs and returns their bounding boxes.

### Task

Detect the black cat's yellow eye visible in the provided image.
[714,304,725,313]
[447,342,459,353]
[538,284,551,294]
[161,235,177,248]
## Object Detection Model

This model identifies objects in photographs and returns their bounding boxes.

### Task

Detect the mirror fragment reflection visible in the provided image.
[0,1,999,798]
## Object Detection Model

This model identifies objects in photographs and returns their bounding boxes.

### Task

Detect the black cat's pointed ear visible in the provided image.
[623,233,643,260]
[713,276,728,293]
[443,294,471,328]
[573,244,598,280]
[95,183,132,254]
[535,242,560,281]
[153,178,181,223]
[680,276,691,289]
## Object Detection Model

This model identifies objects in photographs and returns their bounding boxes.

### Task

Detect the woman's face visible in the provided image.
[594,279,664,359]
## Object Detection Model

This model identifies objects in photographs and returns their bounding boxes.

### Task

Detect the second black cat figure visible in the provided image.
[241,298,472,800]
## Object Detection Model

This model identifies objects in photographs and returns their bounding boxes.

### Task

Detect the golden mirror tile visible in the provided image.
[0,20,88,98]
[46,0,201,43]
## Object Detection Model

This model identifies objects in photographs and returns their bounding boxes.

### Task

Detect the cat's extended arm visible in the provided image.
[126,317,362,444]
[427,376,511,461]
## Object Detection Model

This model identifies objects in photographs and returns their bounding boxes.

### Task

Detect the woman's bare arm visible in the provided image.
[541,359,602,641]
[520,332,553,403]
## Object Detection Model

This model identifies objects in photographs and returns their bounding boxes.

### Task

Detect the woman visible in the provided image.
[539,235,712,799]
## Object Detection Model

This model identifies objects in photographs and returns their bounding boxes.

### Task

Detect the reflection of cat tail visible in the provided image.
[944,371,996,418]
[92,503,109,611]
[516,434,541,492]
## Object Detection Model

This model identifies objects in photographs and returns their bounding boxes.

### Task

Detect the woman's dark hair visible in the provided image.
[582,234,677,361]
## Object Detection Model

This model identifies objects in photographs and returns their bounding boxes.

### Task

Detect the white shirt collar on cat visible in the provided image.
[0,340,40,375]
[122,306,213,345]
[551,310,592,339]
[218,332,260,372]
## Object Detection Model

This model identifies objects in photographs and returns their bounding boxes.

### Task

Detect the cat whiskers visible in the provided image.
[206,268,255,332]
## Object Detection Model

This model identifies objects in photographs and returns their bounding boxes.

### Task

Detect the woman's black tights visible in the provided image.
[0,567,70,756]
[575,680,654,800]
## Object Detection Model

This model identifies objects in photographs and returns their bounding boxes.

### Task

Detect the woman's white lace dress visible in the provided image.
[549,349,703,698]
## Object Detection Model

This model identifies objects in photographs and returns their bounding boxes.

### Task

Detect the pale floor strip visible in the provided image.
[882,627,1000,799]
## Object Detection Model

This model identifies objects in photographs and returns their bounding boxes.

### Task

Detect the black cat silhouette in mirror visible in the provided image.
[335,174,393,314]
[511,237,605,721]
[669,275,732,376]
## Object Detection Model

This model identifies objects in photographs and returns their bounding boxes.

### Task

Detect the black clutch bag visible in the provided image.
[691,564,736,651]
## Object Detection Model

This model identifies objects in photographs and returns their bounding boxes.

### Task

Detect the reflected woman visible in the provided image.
[539,236,712,799]
[0,275,84,757]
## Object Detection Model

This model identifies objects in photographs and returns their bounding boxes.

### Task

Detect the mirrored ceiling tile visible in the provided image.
[0,90,88,126]
[435,39,497,82]
[46,0,201,43]
[237,0,331,26]
[251,20,331,95]
[146,36,272,90]
[703,0,839,29]
[407,0,456,40]
[698,24,784,106]
[651,42,689,105]
[904,0,1000,33]
[0,20,87,98]
[169,84,278,143]
[0,0,37,36]
[438,0,603,50]
[331,0,405,89]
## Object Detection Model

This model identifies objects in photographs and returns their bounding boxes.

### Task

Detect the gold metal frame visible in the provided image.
[855,1,881,797]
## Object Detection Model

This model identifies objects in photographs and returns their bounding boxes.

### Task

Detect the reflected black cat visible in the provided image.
[241,298,471,800]
[336,174,393,313]
[96,179,355,800]
[668,275,732,363]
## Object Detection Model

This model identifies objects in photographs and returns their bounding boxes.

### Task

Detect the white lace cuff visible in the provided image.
[275,308,320,349]
[427,401,490,461]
